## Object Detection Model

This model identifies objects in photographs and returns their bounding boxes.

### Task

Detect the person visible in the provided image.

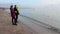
[14,5,19,24]
[10,5,16,25]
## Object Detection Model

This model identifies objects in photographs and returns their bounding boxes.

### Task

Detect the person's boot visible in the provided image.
[14,24,17,25]
[14,22,17,25]
[12,23,15,25]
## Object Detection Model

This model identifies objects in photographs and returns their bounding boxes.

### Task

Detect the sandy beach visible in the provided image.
[0,9,36,34]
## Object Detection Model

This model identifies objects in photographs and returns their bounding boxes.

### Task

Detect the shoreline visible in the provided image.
[0,9,36,34]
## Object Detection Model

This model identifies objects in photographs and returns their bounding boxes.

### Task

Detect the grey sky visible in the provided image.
[0,0,60,7]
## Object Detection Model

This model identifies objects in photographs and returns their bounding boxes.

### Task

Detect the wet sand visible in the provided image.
[0,9,36,34]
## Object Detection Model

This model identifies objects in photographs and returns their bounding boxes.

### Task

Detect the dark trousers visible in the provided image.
[12,16,15,24]
[15,14,18,24]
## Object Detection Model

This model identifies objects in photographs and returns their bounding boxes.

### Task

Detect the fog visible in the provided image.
[1,0,60,29]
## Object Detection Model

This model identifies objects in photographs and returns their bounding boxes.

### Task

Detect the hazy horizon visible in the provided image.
[0,0,60,8]
[1,0,60,29]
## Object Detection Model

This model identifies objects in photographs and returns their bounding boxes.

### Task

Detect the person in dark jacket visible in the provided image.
[14,5,19,24]
[10,5,16,25]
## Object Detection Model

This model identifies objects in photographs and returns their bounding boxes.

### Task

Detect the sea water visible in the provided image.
[5,6,60,29]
